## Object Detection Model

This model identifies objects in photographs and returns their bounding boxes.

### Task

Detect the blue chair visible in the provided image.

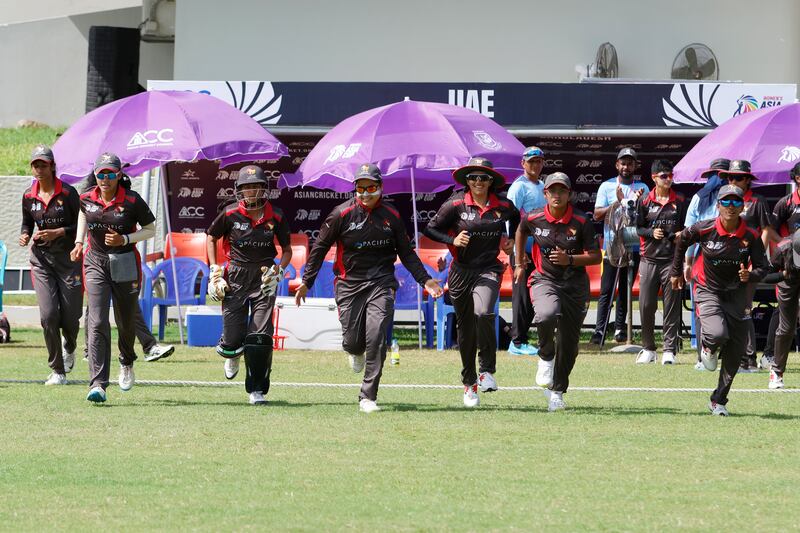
[276,263,297,297]
[0,241,7,312]
[302,261,336,298]
[386,263,436,348]
[435,265,500,351]
[139,263,155,331]
[151,257,210,340]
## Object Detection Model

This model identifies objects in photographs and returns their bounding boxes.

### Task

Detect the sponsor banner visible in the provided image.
[148,80,796,129]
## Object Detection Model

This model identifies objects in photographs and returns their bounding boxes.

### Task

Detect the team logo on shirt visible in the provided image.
[31,202,42,212]
[233,222,250,231]
[534,228,550,237]
[705,241,724,250]
[460,212,476,221]
[267,221,274,230]
[493,210,501,219]
[86,204,100,213]
[347,219,368,231]
[566,227,578,241]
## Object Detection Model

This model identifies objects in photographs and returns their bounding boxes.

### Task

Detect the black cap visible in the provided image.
[699,158,731,179]
[543,172,572,190]
[452,157,505,189]
[93,152,122,173]
[235,165,267,188]
[791,162,800,177]
[30,145,54,164]
[717,184,745,201]
[720,159,757,181]
[354,163,382,182]
[616,147,638,161]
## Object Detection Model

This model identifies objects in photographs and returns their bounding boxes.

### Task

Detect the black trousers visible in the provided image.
[594,254,640,336]
[510,255,534,345]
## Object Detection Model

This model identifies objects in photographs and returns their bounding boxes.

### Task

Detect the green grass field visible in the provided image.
[2,327,799,531]
[0,126,64,175]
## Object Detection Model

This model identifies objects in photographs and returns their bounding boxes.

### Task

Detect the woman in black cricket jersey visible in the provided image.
[671,184,769,416]
[424,157,519,408]
[295,163,442,414]
[20,145,82,386]
[206,165,292,406]
[71,153,156,403]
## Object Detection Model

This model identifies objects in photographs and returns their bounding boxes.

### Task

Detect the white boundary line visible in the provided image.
[0,379,797,393]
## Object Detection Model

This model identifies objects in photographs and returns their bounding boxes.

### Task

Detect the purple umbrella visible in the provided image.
[675,102,800,184]
[292,99,525,194]
[53,90,288,182]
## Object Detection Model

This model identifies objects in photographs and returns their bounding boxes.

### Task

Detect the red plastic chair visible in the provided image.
[416,235,449,270]
[273,306,287,350]
[587,262,602,298]
[164,232,208,263]
[288,233,309,292]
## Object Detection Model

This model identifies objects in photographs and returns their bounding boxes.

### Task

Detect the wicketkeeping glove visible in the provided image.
[260,264,284,297]
[208,264,229,301]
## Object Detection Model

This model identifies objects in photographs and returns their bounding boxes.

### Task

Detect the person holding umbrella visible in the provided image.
[295,164,442,413]
[424,157,519,408]
[206,165,292,406]
[514,173,601,411]
[671,184,769,416]
[20,145,82,385]
[71,153,157,403]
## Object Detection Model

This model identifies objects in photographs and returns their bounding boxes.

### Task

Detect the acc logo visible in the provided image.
[178,206,205,218]
[576,173,604,185]
[472,131,501,151]
[127,128,174,149]
[415,210,438,222]
[544,159,563,168]
[216,187,234,199]
[324,143,361,163]
[778,146,800,163]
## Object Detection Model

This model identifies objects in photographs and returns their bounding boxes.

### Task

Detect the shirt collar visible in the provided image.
[464,191,501,211]
[31,177,64,204]
[714,217,748,238]
[90,183,126,207]
[544,204,574,224]
[647,188,677,206]
[743,189,753,202]
[237,201,274,225]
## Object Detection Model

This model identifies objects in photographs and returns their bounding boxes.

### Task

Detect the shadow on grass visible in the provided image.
[100,398,353,409]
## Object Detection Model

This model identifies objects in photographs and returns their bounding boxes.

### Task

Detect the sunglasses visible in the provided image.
[719,198,744,208]
[96,171,118,180]
[355,184,380,194]
[652,173,673,179]
[466,174,493,183]
[726,175,747,182]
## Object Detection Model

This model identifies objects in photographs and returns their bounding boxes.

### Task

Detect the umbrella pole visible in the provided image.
[410,167,423,349]
[159,165,185,345]
[140,169,152,259]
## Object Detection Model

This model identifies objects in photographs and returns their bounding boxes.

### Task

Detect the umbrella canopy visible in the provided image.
[53,90,288,182]
[292,100,525,193]
[674,102,800,185]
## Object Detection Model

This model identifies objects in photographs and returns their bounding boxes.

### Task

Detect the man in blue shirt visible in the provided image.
[506,146,547,356]
[591,148,650,345]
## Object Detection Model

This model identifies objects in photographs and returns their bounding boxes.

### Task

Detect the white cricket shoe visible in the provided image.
[118,365,135,391]
[144,343,175,362]
[708,401,729,416]
[478,371,498,392]
[45,372,67,386]
[769,370,785,390]
[224,356,240,380]
[635,349,657,364]
[700,346,718,371]
[463,384,480,407]
[535,357,555,388]
[348,354,365,373]
[546,390,566,412]
[249,392,267,405]
[661,351,675,365]
[62,336,75,373]
[359,399,381,413]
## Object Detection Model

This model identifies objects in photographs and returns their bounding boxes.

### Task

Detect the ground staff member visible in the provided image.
[71,153,156,403]
[296,164,442,413]
[424,157,519,408]
[671,185,768,416]
[634,160,686,365]
[514,173,601,412]
[20,145,82,385]
[506,146,547,356]
[766,230,800,389]
[206,165,292,406]
[718,160,773,372]
[591,147,649,345]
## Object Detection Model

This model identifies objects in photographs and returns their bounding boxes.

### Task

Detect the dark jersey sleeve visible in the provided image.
[63,185,80,236]
[134,192,156,227]
[772,196,790,232]
[273,209,291,249]
[302,206,342,289]
[635,197,653,238]
[206,210,231,239]
[753,198,773,231]
[671,222,701,277]
[748,235,769,283]
[21,197,34,236]
[390,212,431,286]
[507,202,521,239]
[423,200,458,244]
[582,215,600,251]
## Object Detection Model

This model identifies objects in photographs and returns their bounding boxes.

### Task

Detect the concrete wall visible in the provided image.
[0,7,173,127]
[174,0,800,84]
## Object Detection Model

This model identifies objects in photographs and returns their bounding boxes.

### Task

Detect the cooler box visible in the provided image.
[186,305,223,347]
[274,296,343,350]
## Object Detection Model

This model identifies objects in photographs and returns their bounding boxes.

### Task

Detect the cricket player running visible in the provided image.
[514,173,601,412]
[295,164,443,413]
[671,184,769,416]
[424,157,520,408]
[206,165,292,406]
[20,145,82,385]
[71,153,157,403]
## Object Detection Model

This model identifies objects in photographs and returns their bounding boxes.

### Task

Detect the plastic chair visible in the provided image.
[0,241,7,312]
[416,235,450,270]
[288,233,309,292]
[272,305,287,350]
[435,264,500,351]
[499,264,513,298]
[215,238,230,266]
[302,260,336,298]
[386,264,436,348]
[151,258,210,340]
[139,264,155,331]
[164,232,209,263]
[276,263,297,297]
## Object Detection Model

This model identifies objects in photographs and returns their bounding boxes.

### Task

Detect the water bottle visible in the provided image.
[390,338,400,365]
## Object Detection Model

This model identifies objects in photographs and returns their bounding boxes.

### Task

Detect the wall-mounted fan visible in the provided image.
[578,42,618,80]
[671,43,718,80]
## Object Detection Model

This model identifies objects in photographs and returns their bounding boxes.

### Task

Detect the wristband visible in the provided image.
[568,255,574,266]
[123,235,130,245]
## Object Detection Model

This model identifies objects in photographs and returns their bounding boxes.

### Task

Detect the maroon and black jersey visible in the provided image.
[423,190,520,269]
[740,189,772,231]
[635,189,687,263]
[770,237,800,284]
[21,178,80,255]
[302,198,430,289]
[518,204,598,282]
[771,190,800,237]
[672,218,769,292]
[80,186,155,256]
[206,201,290,266]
